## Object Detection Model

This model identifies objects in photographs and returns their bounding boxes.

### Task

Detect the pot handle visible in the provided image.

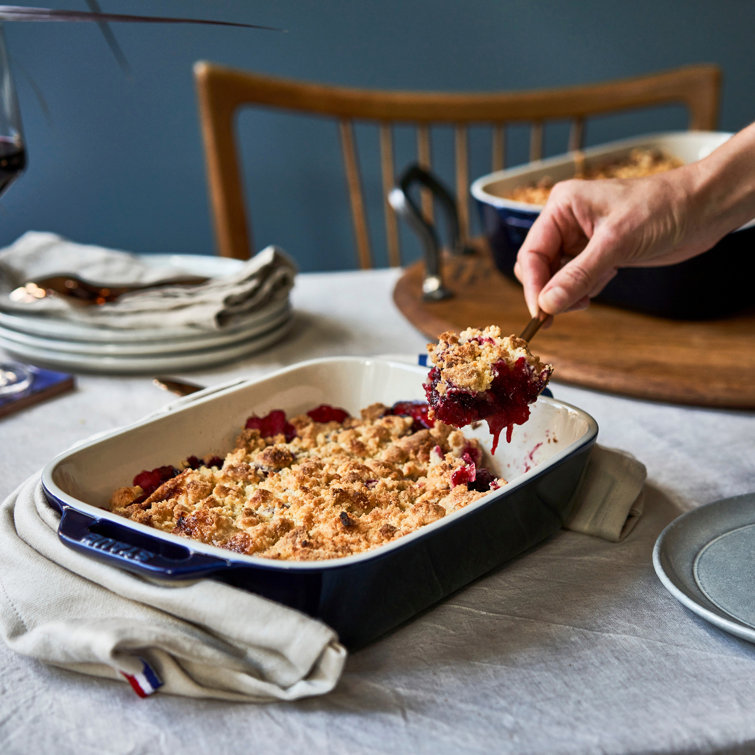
[388,163,472,301]
[57,506,231,579]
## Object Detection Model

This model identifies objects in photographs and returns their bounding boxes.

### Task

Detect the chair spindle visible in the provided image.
[380,122,401,267]
[339,118,373,269]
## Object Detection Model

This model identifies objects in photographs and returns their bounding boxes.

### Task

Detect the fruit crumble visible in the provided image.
[424,325,553,452]
[109,401,505,561]
[501,147,683,205]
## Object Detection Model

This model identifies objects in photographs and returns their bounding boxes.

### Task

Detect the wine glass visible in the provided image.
[0,22,32,399]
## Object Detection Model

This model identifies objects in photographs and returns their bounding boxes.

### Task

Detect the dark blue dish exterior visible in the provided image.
[476,200,755,320]
[44,433,594,650]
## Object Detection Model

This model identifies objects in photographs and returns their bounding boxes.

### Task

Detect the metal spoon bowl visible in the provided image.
[10,272,208,306]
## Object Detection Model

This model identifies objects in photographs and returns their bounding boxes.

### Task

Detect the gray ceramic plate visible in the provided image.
[653,493,755,644]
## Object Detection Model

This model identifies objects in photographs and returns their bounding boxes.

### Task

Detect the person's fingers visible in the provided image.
[564,295,590,312]
[588,267,618,298]
[537,234,621,315]
[514,208,572,317]
[514,249,552,317]
[550,269,616,314]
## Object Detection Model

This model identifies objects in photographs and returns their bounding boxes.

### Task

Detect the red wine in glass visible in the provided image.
[0,24,32,399]
[0,134,25,198]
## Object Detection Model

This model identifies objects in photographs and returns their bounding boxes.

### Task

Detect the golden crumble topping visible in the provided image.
[426,325,550,397]
[502,147,683,205]
[109,402,505,562]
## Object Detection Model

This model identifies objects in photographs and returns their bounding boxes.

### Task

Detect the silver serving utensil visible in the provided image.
[10,272,209,306]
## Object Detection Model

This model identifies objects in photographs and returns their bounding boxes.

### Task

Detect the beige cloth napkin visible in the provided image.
[0,231,297,330]
[0,474,346,702]
[564,445,646,541]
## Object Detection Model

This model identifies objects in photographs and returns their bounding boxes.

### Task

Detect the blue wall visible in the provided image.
[4,0,754,271]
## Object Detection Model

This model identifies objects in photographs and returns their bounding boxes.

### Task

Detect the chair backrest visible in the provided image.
[194,63,720,267]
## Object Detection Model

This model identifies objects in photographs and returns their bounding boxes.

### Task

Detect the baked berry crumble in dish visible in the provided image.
[42,357,596,648]
[425,325,553,452]
[109,401,505,561]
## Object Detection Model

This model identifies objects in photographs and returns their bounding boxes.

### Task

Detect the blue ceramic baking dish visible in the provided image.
[471,131,755,320]
[42,357,598,649]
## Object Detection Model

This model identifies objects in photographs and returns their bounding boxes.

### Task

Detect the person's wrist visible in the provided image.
[688,131,755,242]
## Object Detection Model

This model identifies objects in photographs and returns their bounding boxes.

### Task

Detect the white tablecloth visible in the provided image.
[1,268,753,754]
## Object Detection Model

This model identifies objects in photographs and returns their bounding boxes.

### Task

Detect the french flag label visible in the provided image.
[121,658,163,698]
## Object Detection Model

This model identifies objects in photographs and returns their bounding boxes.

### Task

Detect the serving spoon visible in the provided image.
[153,375,206,396]
[10,272,209,306]
[519,311,552,342]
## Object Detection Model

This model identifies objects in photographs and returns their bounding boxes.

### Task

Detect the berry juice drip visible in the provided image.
[0,137,25,198]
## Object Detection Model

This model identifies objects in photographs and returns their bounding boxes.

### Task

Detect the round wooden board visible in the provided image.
[393,251,755,409]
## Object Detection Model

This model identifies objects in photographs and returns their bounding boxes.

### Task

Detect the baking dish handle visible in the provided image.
[57,506,231,579]
[389,163,473,301]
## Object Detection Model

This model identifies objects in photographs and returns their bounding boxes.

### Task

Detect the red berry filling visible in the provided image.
[425,356,548,453]
[306,404,350,423]
[469,468,499,493]
[389,400,435,431]
[132,465,179,500]
[245,409,296,442]
[449,451,499,492]
[185,455,223,469]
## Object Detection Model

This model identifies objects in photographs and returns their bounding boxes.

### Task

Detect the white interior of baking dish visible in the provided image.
[42,357,598,568]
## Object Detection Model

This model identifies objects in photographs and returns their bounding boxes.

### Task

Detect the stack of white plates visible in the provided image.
[0,255,293,374]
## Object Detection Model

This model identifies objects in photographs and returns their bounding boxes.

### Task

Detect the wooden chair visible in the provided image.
[194,63,720,267]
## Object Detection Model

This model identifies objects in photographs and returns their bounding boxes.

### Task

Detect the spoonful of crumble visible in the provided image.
[424,324,553,453]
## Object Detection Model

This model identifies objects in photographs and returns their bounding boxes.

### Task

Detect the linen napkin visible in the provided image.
[0,474,346,702]
[0,231,297,330]
[564,445,646,542]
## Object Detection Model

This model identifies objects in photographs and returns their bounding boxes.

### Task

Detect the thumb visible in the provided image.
[538,237,620,315]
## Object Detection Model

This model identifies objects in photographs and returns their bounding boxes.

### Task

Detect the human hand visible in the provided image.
[513,169,710,317]
[514,124,755,317]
